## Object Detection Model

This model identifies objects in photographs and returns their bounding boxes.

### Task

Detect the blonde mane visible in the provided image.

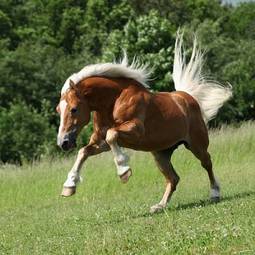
[61,53,152,94]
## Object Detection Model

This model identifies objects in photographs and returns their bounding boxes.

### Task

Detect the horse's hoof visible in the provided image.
[211,196,220,203]
[120,169,132,183]
[61,186,76,197]
[150,204,164,214]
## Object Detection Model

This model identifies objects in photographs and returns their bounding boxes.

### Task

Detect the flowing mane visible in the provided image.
[61,53,152,94]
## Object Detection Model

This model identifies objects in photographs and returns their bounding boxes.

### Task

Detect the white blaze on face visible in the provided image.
[58,99,67,139]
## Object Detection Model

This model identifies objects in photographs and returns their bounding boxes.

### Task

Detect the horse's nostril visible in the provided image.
[61,140,69,151]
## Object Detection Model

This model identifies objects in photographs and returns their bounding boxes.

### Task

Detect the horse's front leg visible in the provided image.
[61,140,110,196]
[106,119,144,183]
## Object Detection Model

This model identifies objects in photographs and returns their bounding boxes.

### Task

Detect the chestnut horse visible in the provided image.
[57,32,232,213]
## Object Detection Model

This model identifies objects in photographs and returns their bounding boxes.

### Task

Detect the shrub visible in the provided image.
[0,102,56,164]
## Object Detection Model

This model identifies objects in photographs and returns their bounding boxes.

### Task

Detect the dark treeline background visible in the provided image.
[0,0,254,163]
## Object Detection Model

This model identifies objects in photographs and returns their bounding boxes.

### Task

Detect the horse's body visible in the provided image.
[83,76,203,152]
[57,32,232,213]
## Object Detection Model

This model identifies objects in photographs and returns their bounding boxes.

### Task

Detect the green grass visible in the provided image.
[1,122,255,255]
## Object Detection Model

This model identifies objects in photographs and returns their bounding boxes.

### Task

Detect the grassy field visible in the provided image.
[0,122,255,255]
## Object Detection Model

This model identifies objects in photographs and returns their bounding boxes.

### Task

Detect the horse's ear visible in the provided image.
[69,79,76,90]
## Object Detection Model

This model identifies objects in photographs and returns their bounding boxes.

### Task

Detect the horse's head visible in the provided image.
[57,80,90,151]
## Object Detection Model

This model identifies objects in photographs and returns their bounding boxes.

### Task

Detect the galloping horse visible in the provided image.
[57,32,232,213]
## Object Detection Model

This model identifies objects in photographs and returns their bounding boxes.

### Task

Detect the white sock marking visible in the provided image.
[106,130,130,176]
[63,172,81,187]
[211,179,220,198]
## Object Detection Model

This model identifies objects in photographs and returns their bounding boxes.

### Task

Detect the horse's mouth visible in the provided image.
[58,129,77,151]
[61,139,77,151]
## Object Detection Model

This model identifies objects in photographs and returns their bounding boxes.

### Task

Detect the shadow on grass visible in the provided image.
[174,190,255,211]
[136,190,255,218]
[84,191,255,225]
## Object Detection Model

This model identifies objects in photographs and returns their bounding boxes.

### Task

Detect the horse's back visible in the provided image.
[151,90,204,124]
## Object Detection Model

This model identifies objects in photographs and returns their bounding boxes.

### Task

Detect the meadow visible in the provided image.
[0,122,255,255]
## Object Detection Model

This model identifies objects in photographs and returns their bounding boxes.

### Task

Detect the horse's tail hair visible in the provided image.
[172,30,232,123]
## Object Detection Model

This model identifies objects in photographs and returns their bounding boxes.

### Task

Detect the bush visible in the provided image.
[0,102,56,164]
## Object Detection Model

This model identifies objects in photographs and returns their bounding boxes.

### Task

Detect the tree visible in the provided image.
[0,102,55,164]
[0,0,255,162]
[102,10,175,91]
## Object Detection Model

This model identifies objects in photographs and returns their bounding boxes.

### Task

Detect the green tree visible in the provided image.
[102,10,175,91]
[0,102,56,164]
[0,0,255,162]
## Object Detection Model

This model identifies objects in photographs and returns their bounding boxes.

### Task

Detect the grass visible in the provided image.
[0,122,255,254]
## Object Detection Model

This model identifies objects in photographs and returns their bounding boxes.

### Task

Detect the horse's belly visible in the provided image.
[130,120,187,151]
[119,124,187,151]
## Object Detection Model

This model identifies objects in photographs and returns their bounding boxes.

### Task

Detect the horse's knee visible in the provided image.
[106,129,118,145]
[77,146,90,161]
[77,147,86,159]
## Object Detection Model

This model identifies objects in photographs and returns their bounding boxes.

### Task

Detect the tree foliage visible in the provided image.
[0,0,254,162]
[0,102,56,164]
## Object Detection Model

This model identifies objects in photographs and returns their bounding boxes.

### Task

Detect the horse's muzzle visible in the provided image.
[57,130,77,151]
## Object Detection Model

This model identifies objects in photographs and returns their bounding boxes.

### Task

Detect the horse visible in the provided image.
[56,32,232,213]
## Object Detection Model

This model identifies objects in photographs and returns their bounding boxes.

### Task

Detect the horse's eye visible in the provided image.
[70,108,78,114]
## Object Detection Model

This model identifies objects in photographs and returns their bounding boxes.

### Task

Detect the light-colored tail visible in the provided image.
[172,31,232,123]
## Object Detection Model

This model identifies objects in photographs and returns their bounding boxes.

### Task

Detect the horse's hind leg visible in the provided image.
[150,148,180,213]
[187,127,220,201]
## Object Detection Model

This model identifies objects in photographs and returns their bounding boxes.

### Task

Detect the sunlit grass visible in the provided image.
[0,122,255,254]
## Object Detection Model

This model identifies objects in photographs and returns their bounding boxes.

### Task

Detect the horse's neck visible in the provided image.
[81,77,123,111]
[81,77,122,132]
[93,109,114,133]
